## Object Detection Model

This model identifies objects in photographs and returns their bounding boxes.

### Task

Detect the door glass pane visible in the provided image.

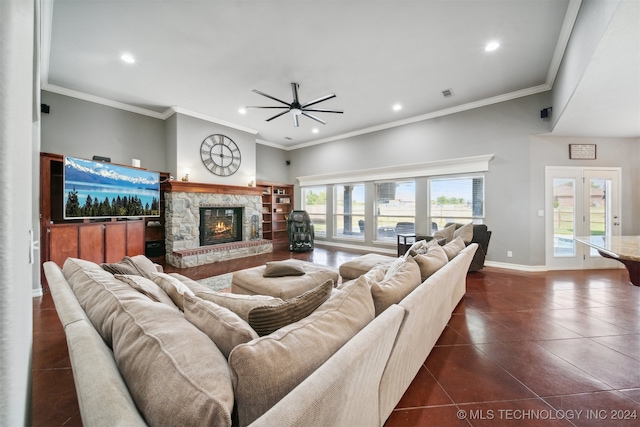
[588,178,611,256]
[553,178,575,257]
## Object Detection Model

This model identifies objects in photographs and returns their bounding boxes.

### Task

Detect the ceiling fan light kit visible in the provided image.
[247,82,343,127]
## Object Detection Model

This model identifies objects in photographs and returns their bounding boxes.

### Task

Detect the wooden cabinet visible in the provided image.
[40,152,166,289]
[48,220,146,267]
[257,182,294,247]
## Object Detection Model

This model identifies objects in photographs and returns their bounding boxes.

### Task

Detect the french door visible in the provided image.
[545,167,621,270]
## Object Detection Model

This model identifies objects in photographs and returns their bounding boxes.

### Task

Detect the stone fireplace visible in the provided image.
[163,181,272,268]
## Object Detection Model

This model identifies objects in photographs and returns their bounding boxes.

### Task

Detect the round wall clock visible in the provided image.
[200,134,241,176]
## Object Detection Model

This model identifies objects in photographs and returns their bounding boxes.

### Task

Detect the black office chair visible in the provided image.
[287,210,314,252]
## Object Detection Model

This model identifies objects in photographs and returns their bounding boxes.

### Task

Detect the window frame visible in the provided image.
[333,182,365,241]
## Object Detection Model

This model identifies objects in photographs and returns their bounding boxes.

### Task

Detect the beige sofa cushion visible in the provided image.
[62,258,235,426]
[370,256,422,316]
[196,290,282,320]
[183,294,259,358]
[453,222,474,244]
[115,274,178,310]
[443,236,466,260]
[151,272,195,311]
[229,275,375,426]
[413,244,449,281]
[433,223,456,244]
[263,260,306,277]
[338,253,395,280]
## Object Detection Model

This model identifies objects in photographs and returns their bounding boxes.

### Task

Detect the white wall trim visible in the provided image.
[314,240,396,256]
[484,261,548,272]
[32,287,43,298]
[297,154,495,186]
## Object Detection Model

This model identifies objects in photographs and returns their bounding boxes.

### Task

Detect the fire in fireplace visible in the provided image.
[199,207,242,246]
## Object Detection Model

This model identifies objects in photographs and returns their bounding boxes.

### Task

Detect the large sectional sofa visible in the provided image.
[43,239,478,426]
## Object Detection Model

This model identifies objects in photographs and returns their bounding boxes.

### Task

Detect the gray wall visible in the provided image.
[1,0,35,424]
[257,143,292,184]
[41,91,167,172]
[288,92,640,266]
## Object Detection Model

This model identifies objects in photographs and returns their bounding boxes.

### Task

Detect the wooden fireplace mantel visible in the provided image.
[162,180,264,196]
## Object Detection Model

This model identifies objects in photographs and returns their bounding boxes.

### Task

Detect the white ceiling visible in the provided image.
[41,0,639,149]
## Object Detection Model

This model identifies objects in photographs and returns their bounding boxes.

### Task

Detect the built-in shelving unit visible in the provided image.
[257,181,294,247]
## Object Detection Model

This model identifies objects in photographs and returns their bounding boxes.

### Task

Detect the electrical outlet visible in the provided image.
[507,251,513,258]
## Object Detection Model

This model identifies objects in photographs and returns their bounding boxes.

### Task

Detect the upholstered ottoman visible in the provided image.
[339,253,396,280]
[231,260,339,299]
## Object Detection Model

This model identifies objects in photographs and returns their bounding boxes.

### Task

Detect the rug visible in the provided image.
[196,273,233,292]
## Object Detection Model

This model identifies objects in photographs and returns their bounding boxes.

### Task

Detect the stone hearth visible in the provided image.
[163,181,272,268]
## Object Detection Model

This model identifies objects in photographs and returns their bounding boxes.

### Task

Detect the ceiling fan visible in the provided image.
[247,82,343,127]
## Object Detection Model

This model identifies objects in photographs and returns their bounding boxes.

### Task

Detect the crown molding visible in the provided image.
[287,84,552,151]
[163,106,259,135]
[42,84,166,119]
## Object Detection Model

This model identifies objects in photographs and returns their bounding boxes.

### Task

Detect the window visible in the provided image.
[375,180,415,241]
[334,183,365,239]
[429,176,484,232]
[301,186,327,236]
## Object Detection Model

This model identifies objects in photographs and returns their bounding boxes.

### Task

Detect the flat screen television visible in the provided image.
[63,156,160,219]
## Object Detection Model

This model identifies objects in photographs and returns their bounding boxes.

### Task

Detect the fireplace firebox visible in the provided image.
[199,207,242,246]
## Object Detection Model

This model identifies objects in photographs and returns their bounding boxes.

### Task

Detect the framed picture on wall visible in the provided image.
[569,144,596,160]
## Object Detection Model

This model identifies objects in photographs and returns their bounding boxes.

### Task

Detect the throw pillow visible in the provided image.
[151,272,195,311]
[263,260,306,277]
[101,258,145,276]
[247,279,334,336]
[404,239,428,258]
[228,275,374,426]
[413,244,449,281]
[115,274,178,310]
[433,223,456,244]
[126,255,160,278]
[195,291,283,321]
[370,256,422,316]
[442,236,466,260]
[170,272,214,294]
[453,222,474,244]
[183,294,259,358]
[383,256,407,281]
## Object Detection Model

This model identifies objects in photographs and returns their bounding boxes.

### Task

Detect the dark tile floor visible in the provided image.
[32,246,640,427]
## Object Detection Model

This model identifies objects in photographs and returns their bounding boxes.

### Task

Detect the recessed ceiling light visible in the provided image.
[485,41,500,52]
[120,53,135,64]
[312,128,319,134]
[392,104,402,111]
[238,108,247,114]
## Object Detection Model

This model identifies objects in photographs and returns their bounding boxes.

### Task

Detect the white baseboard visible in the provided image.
[483,261,548,272]
[314,240,396,256]
[32,287,44,298]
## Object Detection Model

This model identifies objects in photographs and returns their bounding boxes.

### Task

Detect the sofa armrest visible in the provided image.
[43,262,147,427]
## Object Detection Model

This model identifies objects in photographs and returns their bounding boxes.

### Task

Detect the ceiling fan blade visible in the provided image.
[293,113,299,127]
[291,83,300,103]
[246,106,289,109]
[252,89,291,107]
[303,108,344,114]
[266,110,290,122]
[301,112,327,125]
[302,93,336,108]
